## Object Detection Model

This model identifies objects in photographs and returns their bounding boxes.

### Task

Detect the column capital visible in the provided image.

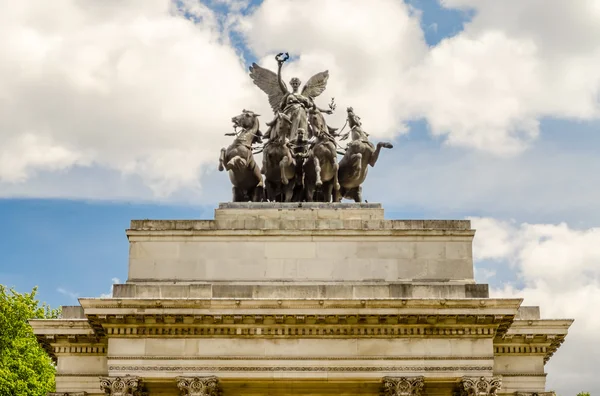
[382,376,425,396]
[461,377,502,396]
[515,393,556,396]
[100,376,143,396]
[177,376,220,396]
[48,393,87,396]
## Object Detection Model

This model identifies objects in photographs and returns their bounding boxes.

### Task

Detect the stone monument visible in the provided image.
[32,53,572,395]
[32,203,571,396]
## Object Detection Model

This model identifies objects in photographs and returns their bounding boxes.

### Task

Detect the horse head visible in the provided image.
[271,112,292,144]
[232,110,261,144]
[232,109,260,130]
[308,109,327,138]
[346,107,368,141]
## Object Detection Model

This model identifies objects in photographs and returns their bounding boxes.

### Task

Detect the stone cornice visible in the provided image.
[494,319,572,363]
[30,319,94,335]
[126,229,476,238]
[31,321,105,362]
[79,297,522,312]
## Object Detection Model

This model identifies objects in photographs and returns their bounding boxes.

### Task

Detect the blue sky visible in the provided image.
[0,0,599,392]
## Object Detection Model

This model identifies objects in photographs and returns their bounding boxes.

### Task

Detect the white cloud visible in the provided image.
[471,217,600,394]
[56,287,79,301]
[1,0,600,199]
[0,0,260,196]
[100,277,121,298]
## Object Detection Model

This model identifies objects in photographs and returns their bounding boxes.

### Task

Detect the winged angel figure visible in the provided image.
[249,53,332,143]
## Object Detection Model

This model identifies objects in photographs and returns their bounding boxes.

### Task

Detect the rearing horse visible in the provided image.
[218,110,264,202]
[337,107,393,202]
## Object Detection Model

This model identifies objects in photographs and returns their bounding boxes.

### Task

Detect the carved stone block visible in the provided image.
[461,377,502,396]
[100,376,142,396]
[177,376,220,396]
[382,376,425,396]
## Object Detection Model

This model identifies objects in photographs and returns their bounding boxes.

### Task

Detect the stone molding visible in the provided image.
[109,365,492,372]
[514,393,555,396]
[47,393,87,396]
[100,376,142,396]
[382,376,425,396]
[101,323,499,339]
[177,376,220,396]
[494,333,568,363]
[108,355,493,361]
[461,377,502,396]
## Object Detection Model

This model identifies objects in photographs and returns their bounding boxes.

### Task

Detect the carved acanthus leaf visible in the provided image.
[515,393,556,396]
[100,376,141,396]
[461,377,502,396]
[177,376,220,396]
[47,393,87,396]
[382,376,425,396]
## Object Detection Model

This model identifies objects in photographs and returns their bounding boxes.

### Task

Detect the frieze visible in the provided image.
[108,355,494,361]
[100,324,498,338]
[109,365,493,372]
[514,393,555,396]
[382,376,425,396]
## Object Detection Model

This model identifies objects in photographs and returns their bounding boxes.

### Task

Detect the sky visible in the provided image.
[0,0,599,393]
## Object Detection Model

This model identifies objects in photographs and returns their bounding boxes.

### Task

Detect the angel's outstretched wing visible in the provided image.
[249,63,287,113]
[301,70,329,99]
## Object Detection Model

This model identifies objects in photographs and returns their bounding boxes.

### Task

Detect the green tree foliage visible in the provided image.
[0,285,60,396]
[577,393,591,396]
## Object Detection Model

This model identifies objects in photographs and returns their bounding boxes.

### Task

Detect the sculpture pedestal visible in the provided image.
[31,204,572,396]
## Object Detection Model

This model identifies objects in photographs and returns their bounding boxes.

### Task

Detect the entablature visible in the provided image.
[493,319,573,363]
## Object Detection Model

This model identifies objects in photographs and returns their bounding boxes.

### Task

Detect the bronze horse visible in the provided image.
[262,113,297,202]
[337,107,393,202]
[218,110,264,202]
[303,109,340,202]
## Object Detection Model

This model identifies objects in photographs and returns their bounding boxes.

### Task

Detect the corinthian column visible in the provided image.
[461,377,502,396]
[100,376,142,396]
[177,376,220,396]
[382,376,425,396]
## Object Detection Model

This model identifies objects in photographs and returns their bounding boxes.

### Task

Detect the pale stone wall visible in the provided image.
[128,237,474,283]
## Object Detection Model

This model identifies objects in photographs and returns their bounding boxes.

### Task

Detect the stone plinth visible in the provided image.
[126,203,475,285]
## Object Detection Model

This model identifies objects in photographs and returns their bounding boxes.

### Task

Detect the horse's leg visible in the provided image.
[252,185,265,202]
[227,156,246,170]
[331,162,341,202]
[322,181,333,203]
[284,179,295,202]
[368,142,394,167]
[280,156,291,185]
[347,187,361,203]
[232,186,244,202]
[337,186,346,202]
[313,156,322,187]
[218,148,226,172]
[262,151,268,175]
[251,161,264,188]
[265,181,276,202]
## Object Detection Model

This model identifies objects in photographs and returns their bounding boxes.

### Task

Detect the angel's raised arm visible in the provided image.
[276,60,288,95]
